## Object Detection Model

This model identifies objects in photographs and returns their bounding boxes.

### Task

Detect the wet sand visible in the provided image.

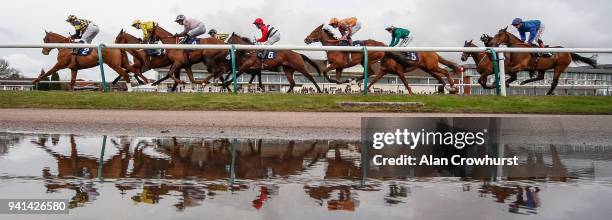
[1,108,611,140]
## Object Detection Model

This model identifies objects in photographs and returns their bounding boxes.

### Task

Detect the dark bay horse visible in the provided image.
[150,25,227,85]
[304,24,385,84]
[199,33,264,91]
[35,31,143,91]
[489,27,597,95]
[223,33,322,93]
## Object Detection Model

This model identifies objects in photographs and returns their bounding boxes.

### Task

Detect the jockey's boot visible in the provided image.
[72,41,84,54]
[538,39,552,57]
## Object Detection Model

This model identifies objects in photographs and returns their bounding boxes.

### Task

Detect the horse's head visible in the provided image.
[489,26,510,47]
[115,29,142,44]
[461,40,476,62]
[227,32,254,45]
[305,24,334,44]
[42,30,68,55]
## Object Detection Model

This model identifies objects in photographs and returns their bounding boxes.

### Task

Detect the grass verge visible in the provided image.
[0,91,611,114]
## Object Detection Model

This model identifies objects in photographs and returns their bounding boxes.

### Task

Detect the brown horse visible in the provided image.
[368,49,461,94]
[113,30,199,91]
[304,24,385,84]
[461,39,529,89]
[488,27,597,95]
[222,33,323,93]
[150,25,227,85]
[34,31,143,91]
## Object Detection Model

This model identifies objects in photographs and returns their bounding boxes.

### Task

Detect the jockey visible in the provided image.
[66,15,99,44]
[329,17,362,45]
[131,19,157,43]
[132,19,162,57]
[174,15,206,44]
[208,29,229,42]
[253,18,280,45]
[512,18,545,48]
[386,26,412,47]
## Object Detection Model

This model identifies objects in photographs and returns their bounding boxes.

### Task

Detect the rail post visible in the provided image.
[231,44,238,95]
[97,43,107,92]
[497,52,507,96]
[229,139,237,185]
[97,135,107,180]
[363,46,369,95]
[486,48,501,96]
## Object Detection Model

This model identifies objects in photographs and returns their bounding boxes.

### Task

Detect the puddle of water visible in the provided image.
[1,132,612,220]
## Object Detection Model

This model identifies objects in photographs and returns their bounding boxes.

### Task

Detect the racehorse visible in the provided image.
[34,31,143,91]
[150,25,227,85]
[198,33,265,91]
[222,33,323,93]
[304,24,385,84]
[368,51,461,94]
[113,30,198,91]
[488,27,597,95]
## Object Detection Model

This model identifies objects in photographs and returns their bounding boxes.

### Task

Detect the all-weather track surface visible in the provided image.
[1,108,611,141]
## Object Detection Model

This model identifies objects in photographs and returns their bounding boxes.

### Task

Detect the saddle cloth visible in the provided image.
[257,50,277,59]
[339,40,365,47]
[401,51,419,61]
[75,48,93,56]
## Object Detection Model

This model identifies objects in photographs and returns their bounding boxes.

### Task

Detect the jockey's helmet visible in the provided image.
[512,18,523,26]
[209,29,217,35]
[328,18,340,26]
[385,26,395,31]
[66,15,77,22]
[253,18,264,25]
[175,14,186,22]
[132,19,141,27]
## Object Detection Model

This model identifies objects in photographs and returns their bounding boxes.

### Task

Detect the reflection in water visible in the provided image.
[0,132,612,219]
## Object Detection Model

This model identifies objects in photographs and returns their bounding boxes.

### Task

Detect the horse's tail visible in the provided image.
[300,54,322,76]
[571,53,598,68]
[437,54,461,75]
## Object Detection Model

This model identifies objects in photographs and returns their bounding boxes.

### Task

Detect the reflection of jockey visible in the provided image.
[329,17,362,45]
[386,26,412,47]
[66,15,99,44]
[253,18,280,45]
[512,18,545,48]
[131,19,157,43]
[174,15,206,44]
[208,29,229,42]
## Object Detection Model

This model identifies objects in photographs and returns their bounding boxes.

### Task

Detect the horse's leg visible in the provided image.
[479,73,495,89]
[520,70,546,85]
[505,72,518,88]
[396,72,414,95]
[168,62,185,84]
[256,70,264,91]
[33,61,68,83]
[334,67,345,84]
[424,69,447,94]
[152,63,175,86]
[367,67,388,91]
[112,76,123,85]
[108,63,132,92]
[293,63,322,93]
[69,69,78,91]
[547,67,564,96]
[282,66,297,93]
[321,63,341,84]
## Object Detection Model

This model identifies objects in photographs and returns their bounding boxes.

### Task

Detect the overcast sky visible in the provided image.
[1,0,611,81]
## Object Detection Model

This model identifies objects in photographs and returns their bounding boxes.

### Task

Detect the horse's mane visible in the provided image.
[44,32,71,43]
[500,28,522,43]
[231,33,254,44]
[322,27,337,40]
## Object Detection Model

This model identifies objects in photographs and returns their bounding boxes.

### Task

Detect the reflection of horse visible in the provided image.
[35,31,144,91]
[489,27,597,95]
[305,24,385,84]
[223,34,323,93]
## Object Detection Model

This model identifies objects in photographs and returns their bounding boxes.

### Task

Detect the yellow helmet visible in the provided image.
[132,19,141,26]
[328,17,340,26]
[66,15,77,22]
